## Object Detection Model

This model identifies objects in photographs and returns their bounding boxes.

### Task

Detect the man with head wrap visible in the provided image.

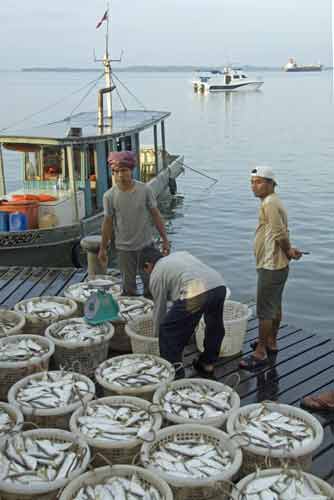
[98,151,170,296]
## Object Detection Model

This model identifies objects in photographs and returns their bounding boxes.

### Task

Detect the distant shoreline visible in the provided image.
[21,65,331,73]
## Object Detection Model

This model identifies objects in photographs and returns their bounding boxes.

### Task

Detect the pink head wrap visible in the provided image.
[107,151,136,170]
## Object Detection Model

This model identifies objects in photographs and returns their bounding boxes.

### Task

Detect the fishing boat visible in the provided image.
[283,57,322,72]
[192,67,263,93]
[0,17,184,268]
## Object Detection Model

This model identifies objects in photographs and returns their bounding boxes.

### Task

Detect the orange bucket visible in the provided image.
[0,200,39,229]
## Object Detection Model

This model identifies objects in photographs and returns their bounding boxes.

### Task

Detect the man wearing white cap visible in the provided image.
[240,166,302,370]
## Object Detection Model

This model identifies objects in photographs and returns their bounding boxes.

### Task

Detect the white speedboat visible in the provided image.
[193,67,263,93]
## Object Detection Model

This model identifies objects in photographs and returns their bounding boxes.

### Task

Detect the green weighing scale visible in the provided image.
[84,289,120,324]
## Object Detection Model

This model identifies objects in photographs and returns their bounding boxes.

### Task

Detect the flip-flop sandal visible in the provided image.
[239,355,268,371]
[192,359,216,379]
[250,340,278,355]
[300,393,334,412]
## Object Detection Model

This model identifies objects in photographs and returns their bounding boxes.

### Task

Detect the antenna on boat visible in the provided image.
[94,4,122,128]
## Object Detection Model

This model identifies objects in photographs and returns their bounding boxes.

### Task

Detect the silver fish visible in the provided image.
[0,408,16,437]
[15,372,92,409]
[98,355,171,388]
[49,318,110,344]
[66,280,122,302]
[76,402,154,442]
[0,338,46,362]
[19,299,72,318]
[73,474,163,500]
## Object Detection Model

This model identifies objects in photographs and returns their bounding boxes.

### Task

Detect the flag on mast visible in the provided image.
[96,10,108,29]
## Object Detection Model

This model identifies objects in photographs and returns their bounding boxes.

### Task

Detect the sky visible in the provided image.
[0,0,332,69]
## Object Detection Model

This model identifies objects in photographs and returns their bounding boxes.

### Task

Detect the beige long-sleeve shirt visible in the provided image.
[254,193,290,270]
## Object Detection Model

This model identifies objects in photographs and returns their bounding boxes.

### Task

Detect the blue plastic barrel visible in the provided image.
[9,212,28,232]
[0,211,9,232]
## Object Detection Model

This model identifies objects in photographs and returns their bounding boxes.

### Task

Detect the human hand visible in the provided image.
[162,240,170,256]
[98,248,108,267]
[287,247,302,260]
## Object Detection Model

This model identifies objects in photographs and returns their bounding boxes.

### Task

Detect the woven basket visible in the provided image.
[0,335,55,401]
[64,279,122,315]
[196,299,251,358]
[58,465,173,500]
[0,428,90,500]
[0,309,26,338]
[69,396,162,466]
[125,314,160,355]
[232,468,334,499]
[226,402,324,475]
[0,402,24,445]
[153,378,240,428]
[7,371,95,430]
[141,424,242,500]
[95,354,175,401]
[14,296,78,336]
[109,296,154,354]
[45,319,114,376]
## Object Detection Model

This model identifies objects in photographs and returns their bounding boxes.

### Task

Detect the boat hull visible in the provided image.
[208,81,263,92]
[285,67,322,72]
[0,156,184,267]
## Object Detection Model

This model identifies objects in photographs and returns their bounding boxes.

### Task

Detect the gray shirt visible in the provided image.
[103,181,158,251]
[149,251,225,337]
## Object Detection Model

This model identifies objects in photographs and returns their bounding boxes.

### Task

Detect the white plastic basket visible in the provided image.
[196,300,251,357]
[153,378,240,428]
[0,428,90,500]
[226,402,324,475]
[58,465,173,500]
[0,309,26,338]
[232,468,334,499]
[95,354,175,401]
[125,314,159,355]
[69,396,162,466]
[0,402,24,445]
[140,423,242,500]
[8,370,95,430]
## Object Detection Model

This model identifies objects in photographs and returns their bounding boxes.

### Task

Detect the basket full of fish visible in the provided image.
[0,402,24,446]
[95,354,175,401]
[64,278,122,315]
[0,429,90,500]
[0,309,26,338]
[0,335,55,401]
[7,371,95,430]
[110,296,154,354]
[125,314,160,355]
[226,402,324,475]
[140,423,243,500]
[231,467,334,499]
[45,318,114,376]
[69,396,162,466]
[58,464,174,500]
[14,296,78,336]
[153,378,240,428]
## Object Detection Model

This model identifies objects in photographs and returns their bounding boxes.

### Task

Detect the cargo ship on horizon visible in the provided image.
[283,57,322,72]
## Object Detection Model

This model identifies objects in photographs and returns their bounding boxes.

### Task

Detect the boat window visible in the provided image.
[233,75,240,79]
[241,74,247,79]
[42,147,62,181]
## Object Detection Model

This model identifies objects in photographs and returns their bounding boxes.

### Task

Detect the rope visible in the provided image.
[67,73,105,118]
[0,72,105,133]
[111,71,147,110]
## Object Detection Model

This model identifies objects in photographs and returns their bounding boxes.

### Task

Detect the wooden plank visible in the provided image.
[22,269,64,299]
[0,268,34,306]
[0,267,24,293]
[2,268,50,308]
[54,269,88,296]
[41,269,77,297]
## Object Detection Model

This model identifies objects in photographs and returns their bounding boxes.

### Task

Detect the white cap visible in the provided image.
[251,166,277,184]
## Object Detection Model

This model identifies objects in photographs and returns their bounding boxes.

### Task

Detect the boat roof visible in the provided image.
[0,109,170,147]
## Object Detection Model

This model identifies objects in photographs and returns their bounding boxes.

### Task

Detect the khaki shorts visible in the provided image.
[257,267,289,320]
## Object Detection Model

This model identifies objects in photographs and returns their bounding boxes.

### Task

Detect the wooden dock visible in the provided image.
[0,266,333,484]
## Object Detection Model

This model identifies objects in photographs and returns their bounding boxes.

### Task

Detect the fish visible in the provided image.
[0,317,18,335]
[0,407,17,438]
[161,383,233,421]
[72,473,163,500]
[0,337,47,362]
[235,404,315,451]
[48,318,110,344]
[66,280,122,303]
[76,402,155,442]
[14,371,92,410]
[0,436,87,485]
[238,470,331,499]
[17,299,73,319]
[143,437,232,479]
[98,355,171,388]
[117,297,153,322]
